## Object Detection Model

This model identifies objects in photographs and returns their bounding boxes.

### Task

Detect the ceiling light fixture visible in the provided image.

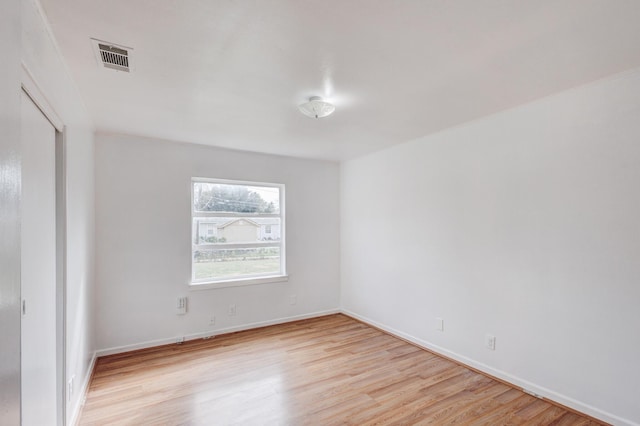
[298,96,335,119]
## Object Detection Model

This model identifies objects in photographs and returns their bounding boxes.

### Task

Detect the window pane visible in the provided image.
[193,182,280,214]
[191,178,284,284]
[193,247,281,281]
[193,217,281,244]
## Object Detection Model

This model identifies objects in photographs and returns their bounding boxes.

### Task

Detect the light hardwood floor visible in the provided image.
[80,314,604,425]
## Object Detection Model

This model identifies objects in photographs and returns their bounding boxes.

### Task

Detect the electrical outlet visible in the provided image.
[67,376,74,402]
[176,296,188,315]
[209,315,216,326]
[436,317,444,331]
[228,304,236,316]
[289,295,297,305]
[486,334,496,350]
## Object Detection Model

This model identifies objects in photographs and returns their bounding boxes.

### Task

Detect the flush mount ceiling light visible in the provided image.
[298,96,335,119]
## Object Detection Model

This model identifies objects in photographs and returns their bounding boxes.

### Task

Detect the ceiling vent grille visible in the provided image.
[91,39,133,73]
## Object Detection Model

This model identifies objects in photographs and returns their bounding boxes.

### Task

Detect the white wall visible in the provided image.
[0,0,22,423]
[22,0,96,423]
[341,70,640,426]
[94,133,340,352]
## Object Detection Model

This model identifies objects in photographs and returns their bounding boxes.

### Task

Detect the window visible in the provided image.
[191,178,285,287]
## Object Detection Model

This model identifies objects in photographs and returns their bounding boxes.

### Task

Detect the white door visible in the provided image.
[21,90,58,425]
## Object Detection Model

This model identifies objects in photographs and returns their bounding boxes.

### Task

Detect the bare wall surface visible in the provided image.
[94,134,340,352]
[0,0,22,423]
[341,70,640,425]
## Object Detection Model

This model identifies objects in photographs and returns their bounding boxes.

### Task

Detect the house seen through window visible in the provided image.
[191,178,285,284]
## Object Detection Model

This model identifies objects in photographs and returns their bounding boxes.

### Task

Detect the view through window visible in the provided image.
[191,179,285,284]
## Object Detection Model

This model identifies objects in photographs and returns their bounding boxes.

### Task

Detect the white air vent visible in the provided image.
[91,38,133,73]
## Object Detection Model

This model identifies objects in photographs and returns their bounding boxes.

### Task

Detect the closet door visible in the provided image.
[21,90,58,425]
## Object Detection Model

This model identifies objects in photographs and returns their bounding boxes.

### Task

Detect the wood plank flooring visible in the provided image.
[80,314,604,425]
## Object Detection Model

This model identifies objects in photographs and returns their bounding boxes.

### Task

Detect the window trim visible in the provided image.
[190,177,286,288]
[189,274,289,291]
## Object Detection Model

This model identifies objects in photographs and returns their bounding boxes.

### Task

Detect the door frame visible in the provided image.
[21,62,67,426]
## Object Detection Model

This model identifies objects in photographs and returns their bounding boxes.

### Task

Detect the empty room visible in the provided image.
[2,0,640,425]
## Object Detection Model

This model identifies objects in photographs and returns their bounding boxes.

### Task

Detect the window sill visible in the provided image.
[189,274,289,290]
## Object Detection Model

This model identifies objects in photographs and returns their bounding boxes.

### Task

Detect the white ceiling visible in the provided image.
[40,0,640,161]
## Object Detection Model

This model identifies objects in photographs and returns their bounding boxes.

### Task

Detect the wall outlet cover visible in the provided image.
[68,376,75,402]
[176,296,188,315]
[486,334,496,350]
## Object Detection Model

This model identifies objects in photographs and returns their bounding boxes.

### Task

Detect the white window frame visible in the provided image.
[190,177,287,290]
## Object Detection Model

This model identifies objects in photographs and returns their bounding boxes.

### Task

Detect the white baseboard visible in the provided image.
[69,351,97,426]
[83,308,637,426]
[341,309,637,426]
[95,309,340,357]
